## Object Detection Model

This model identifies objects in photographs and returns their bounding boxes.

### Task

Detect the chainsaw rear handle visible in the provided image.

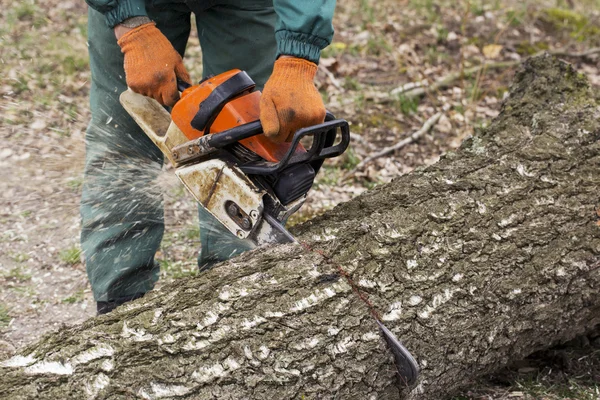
[239,118,349,176]
[204,112,350,175]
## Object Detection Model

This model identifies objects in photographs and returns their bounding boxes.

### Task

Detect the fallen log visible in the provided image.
[1,55,599,400]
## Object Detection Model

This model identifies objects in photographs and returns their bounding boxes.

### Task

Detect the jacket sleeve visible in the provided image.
[85,0,148,28]
[273,0,336,64]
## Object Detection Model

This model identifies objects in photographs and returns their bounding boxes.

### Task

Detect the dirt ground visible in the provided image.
[1,0,599,398]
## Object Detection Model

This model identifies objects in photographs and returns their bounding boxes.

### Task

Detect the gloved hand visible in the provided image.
[260,57,326,143]
[117,22,190,107]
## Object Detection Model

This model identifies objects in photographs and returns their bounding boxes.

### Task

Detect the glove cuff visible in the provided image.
[117,21,158,49]
[272,57,318,82]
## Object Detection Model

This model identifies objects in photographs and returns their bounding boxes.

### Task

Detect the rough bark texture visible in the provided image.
[1,55,599,400]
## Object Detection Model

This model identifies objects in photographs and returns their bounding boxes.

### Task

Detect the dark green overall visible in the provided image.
[82,0,335,302]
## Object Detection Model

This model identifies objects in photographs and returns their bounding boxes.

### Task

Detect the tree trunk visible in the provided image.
[1,55,599,400]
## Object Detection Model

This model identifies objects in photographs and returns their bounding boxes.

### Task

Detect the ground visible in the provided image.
[0,0,598,398]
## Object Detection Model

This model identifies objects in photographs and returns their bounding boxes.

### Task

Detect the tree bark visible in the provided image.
[1,55,599,400]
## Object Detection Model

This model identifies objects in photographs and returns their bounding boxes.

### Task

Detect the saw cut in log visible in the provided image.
[1,55,599,400]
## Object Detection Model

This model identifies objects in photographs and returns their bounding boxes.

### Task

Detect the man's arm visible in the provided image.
[85,1,190,106]
[85,0,148,28]
[272,0,336,63]
[259,0,337,143]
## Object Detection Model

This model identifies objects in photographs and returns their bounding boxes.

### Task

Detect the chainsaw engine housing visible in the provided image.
[171,70,334,211]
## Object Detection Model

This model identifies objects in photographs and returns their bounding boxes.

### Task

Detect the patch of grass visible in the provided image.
[343,76,362,91]
[516,40,550,56]
[341,148,360,170]
[3,266,31,282]
[66,177,84,191]
[15,2,35,19]
[426,44,448,65]
[358,0,376,26]
[540,8,600,42]
[365,35,393,56]
[159,259,198,280]
[11,77,29,95]
[467,80,486,102]
[63,54,89,75]
[457,332,600,400]
[62,289,85,304]
[436,26,449,42]
[512,376,599,399]
[183,225,200,241]
[470,4,485,17]
[354,92,367,109]
[0,304,11,328]
[59,247,81,265]
[10,253,29,263]
[287,207,329,228]
[313,165,341,189]
[9,2,47,28]
[10,285,36,297]
[408,0,440,22]
[395,94,420,115]
[505,8,527,27]
[20,210,32,218]
[362,180,381,190]
[76,18,88,38]
[64,104,80,123]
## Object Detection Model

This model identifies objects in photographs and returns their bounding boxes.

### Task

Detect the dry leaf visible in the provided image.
[483,44,503,59]
[330,42,347,51]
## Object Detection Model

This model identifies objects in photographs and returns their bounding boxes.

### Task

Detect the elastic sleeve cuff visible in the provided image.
[104,0,148,28]
[275,31,330,64]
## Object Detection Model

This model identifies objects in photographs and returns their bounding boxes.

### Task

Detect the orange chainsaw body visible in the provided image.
[171,69,299,163]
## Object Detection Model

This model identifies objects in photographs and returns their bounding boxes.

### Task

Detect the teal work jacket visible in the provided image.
[85,0,335,63]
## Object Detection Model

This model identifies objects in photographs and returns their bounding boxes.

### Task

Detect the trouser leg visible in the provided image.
[195,0,277,89]
[82,5,191,302]
[193,0,277,270]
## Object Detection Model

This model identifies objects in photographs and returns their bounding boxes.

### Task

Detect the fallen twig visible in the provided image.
[384,48,600,102]
[386,62,518,101]
[342,112,442,181]
[389,80,427,96]
[319,63,343,91]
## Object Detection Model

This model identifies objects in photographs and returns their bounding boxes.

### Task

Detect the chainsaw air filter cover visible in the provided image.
[267,164,316,205]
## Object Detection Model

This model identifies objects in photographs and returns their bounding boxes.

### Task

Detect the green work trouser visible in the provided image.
[82,1,277,302]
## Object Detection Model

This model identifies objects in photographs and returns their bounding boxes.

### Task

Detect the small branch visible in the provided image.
[389,80,427,96]
[386,62,519,102]
[550,47,600,58]
[342,112,442,181]
[385,48,600,102]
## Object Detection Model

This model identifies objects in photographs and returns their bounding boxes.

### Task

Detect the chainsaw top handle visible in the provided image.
[204,112,350,176]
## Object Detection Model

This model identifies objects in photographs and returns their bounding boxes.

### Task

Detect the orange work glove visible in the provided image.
[117,22,190,107]
[260,57,326,143]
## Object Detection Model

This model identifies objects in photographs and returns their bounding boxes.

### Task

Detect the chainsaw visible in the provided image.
[120,70,420,386]
[120,69,349,246]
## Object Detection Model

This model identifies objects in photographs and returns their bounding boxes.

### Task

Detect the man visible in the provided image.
[82,0,336,314]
